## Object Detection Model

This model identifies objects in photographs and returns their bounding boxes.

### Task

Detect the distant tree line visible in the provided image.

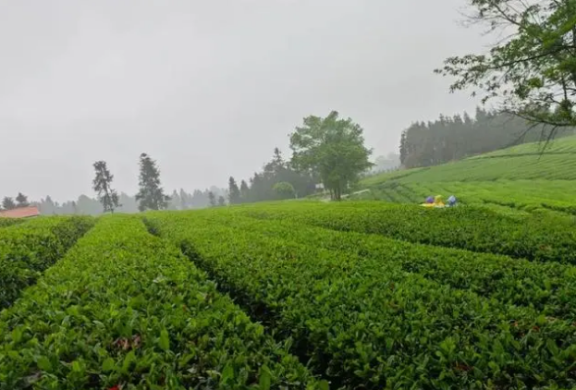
[12,104,574,212]
[1,152,227,215]
[29,187,229,216]
[399,107,576,169]
[226,147,318,205]
[3,110,376,211]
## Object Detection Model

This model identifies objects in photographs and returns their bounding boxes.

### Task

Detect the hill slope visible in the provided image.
[358,136,576,214]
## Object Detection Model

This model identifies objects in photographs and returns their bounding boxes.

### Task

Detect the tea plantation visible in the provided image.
[1,201,576,389]
[358,136,576,216]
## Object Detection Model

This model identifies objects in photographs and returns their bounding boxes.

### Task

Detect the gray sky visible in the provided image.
[0,0,486,201]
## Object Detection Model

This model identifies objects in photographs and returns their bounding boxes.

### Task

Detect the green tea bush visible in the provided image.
[239,202,576,263]
[147,211,576,389]
[0,216,95,308]
[0,216,323,390]
[181,212,576,319]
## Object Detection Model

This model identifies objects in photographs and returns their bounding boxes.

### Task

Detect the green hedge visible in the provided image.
[237,201,576,263]
[203,213,576,319]
[0,216,95,309]
[147,211,576,389]
[0,216,323,389]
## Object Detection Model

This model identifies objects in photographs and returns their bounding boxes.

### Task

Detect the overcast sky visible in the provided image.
[0,0,487,201]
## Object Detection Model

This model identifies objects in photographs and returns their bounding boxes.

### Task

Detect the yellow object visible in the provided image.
[434,195,443,205]
[421,195,446,208]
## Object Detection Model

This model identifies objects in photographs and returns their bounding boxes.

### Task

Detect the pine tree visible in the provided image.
[15,192,29,208]
[2,197,16,210]
[135,153,170,211]
[228,177,241,204]
[399,131,407,166]
[92,161,120,213]
[265,147,285,174]
[208,191,216,207]
[218,195,226,206]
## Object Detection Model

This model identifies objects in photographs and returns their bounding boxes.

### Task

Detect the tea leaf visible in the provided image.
[159,329,170,351]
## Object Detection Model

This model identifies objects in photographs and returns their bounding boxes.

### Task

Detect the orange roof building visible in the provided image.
[0,206,40,219]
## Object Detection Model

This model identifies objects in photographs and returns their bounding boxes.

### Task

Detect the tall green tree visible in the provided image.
[228,177,241,205]
[15,192,29,208]
[2,197,16,210]
[135,153,169,211]
[435,0,576,136]
[290,111,373,201]
[92,161,120,213]
[218,195,226,207]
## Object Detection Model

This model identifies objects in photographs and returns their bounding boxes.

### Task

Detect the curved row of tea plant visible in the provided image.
[357,180,576,216]
[189,211,576,319]
[0,216,323,390]
[147,211,576,389]
[238,202,576,263]
[0,216,95,309]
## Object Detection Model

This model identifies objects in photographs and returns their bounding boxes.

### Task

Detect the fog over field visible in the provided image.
[0,0,485,201]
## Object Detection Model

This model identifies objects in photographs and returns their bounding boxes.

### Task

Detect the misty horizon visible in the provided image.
[0,0,487,202]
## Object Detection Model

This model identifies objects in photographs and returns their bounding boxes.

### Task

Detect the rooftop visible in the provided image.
[0,206,41,219]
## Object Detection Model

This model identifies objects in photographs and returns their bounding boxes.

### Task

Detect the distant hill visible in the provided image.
[356,136,576,215]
